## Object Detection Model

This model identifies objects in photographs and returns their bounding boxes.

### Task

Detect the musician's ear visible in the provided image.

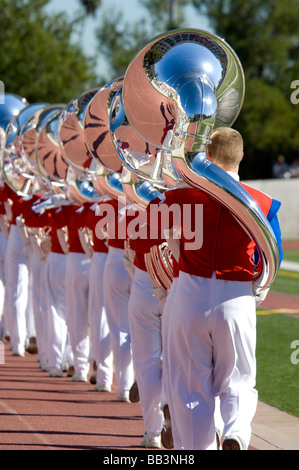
[206,151,213,162]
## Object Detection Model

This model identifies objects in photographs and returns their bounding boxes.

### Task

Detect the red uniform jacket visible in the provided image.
[24,204,67,254]
[128,203,179,277]
[134,182,276,282]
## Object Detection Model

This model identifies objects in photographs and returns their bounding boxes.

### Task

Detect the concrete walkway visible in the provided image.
[251,401,299,450]
[281,260,299,273]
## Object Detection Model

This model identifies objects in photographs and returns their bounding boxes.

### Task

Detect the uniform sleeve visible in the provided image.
[253,198,283,270]
[267,199,283,267]
[23,207,55,228]
[47,205,73,229]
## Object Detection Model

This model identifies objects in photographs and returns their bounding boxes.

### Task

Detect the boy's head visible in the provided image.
[206,127,243,171]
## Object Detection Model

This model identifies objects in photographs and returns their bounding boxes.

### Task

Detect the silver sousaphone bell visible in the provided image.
[0,93,29,168]
[20,103,67,193]
[108,81,176,289]
[35,106,69,186]
[122,28,279,295]
[3,102,48,195]
[109,83,167,207]
[83,78,125,202]
[57,88,102,204]
[0,93,29,237]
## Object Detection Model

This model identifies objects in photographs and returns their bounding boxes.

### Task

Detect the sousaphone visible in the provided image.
[57,88,102,205]
[83,78,125,202]
[3,102,48,195]
[108,82,175,288]
[121,29,279,295]
[0,93,29,168]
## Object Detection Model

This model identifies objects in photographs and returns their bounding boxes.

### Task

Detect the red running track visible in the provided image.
[0,339,259,453]
[0,339,146,451]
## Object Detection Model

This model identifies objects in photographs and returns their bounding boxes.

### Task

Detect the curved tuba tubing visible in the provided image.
[120,165,164,208]
[65,164,100,205]
[122,29,279,295]
[144,242,174,291]
[0,93,29,168]
[181,155,280,295]
[92,164,125,202]
[3,103,48,195]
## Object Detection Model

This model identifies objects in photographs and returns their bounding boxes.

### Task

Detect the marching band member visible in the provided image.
[78,201,113,392]
[0,182,38,357]
[151,128,283,450]
[23,196,71,375]
[128,201,181,449]
[127,234,164,448]
[18,196,44,356]
[46,202,92,382]
[0,200,8,340]
[102,197,136,402]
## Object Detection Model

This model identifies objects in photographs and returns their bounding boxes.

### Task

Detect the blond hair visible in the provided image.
[207,127,243,168]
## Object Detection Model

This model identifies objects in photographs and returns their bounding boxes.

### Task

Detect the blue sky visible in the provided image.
[47,0,211,79]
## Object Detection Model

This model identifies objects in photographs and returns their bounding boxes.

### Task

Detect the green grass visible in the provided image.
[256,246,299,417]
[271,269,299,296]
[256,313,299,417]
[283,249,299,263]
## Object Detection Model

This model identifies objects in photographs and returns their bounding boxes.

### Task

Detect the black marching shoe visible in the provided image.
[161,404,174,449]
[222,436,241,450]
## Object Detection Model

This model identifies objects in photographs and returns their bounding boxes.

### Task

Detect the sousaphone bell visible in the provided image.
[122,28,279,296]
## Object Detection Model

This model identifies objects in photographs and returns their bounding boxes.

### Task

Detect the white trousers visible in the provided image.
[128,267,164,435]
[66,252,91,376]
[103,246,134,391]
[45,252,68,370]
[4,225,29,349]
[161,277,183,448]
[29,251,45,355]
[35,261,49,366]
[0,232,7,338]
[88,251,113,387]
[26,246,37,341]
[164,272,257,450]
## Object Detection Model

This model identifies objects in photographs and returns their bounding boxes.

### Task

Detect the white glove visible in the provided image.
[253,282,270,306]
[152,286,168,305]
[122,256,135,280]
[32,194,67,213]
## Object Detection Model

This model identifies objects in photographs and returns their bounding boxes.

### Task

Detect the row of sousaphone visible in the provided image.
[0,28,279,295]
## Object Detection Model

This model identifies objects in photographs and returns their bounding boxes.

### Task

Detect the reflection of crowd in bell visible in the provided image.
[0,30,284,451]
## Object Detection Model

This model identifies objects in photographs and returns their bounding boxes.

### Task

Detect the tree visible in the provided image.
[79,0,101,16]
[0,0,98,104]
[140,0,190,30]
[94,0,190,83]
[191,0,299,178]
[95,10,150,81]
